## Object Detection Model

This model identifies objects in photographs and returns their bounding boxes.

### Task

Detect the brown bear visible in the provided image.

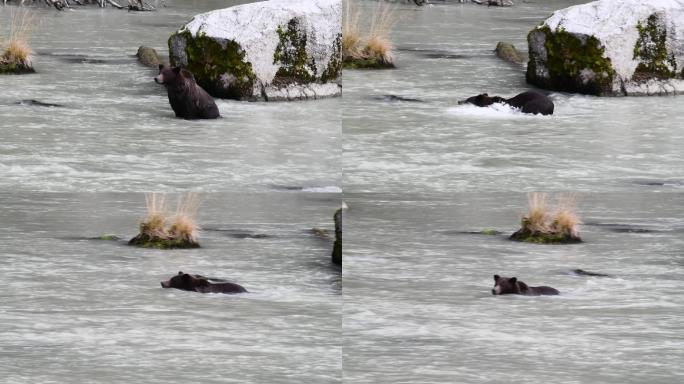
[492,275,559,296]
[160,271,247,294]
[154,65,220,120]
[459,90,554,115]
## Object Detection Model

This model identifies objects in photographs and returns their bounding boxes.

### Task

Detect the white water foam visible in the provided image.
[302,186,342,193]
[446,103,552,119]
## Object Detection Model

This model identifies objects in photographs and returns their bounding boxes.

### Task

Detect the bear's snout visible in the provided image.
[161,281,170,288]
[154,76,163,84]
[491,289,496,295]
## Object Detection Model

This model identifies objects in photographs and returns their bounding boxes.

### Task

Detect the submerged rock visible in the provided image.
[509,227,582,244]
[494,42,523,65]
[136,46,162,67]
[332,208,342,265]
[527,0,684,96]
[128,233,200,249]
[168,0,341,101]
[343,57,395,70]
[0,56,34,75]
[93,234,121,241]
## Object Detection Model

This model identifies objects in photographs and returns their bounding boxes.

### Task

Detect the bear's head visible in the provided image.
[459,93,505,107]
[492,275,529,295]
[161,271,208,291]
[154,65,195,87]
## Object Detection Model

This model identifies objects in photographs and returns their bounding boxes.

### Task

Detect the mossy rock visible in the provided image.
[495,42,523,65]
[632,13,679,81]
[136,46,162,68]
[311,227,331,238]
[0,60,35,75]
[526,25,615,95]
[169,30,257,100]
[509,228,582,244]
[128,233,200,249]
[343,57,395,70]
[332,208,342,265]
[480,229,502,236]
[93,234,121,241]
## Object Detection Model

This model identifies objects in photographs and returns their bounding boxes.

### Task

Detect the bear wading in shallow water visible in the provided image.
[161,272,247,294]
[459,90,554,115]
[492,275,559,296]
[154,65,220,120]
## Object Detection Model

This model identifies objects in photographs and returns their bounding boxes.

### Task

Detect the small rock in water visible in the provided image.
[572,269,611,277]
[494,42,523,64]
[136,46,162,68]
[15,99,63,108]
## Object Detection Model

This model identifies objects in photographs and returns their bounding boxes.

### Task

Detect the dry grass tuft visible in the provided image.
[343,0,398,65]
[141,192,169,239]
[551,193,581,238]
[520,192,581,238]
[1,9,35,68]
[524,192,549,233]
[139,192,203,243]
[342,0,362,59]
[168,192,202,243]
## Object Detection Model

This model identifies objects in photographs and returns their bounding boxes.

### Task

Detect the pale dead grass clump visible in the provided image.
[342,0,362,59]
[514,192,582,243]
[132,192,203,248]
[550,194,581,238]
[168,192,201,244]
[343,0,398,66]
[141,193,170,239]
[0,9,36,71]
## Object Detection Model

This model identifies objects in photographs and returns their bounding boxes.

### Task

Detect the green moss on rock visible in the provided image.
[480,229,502,236]
[0,59,34,75]
[321,34,342,82]
[128,233,200,249]
[509,227,581,244]
[273,18,317,86]
[342,57,395,69]
[527,25,615,95]
[94,234,121,241]
[169,30,256,100]
[633,14,678,80]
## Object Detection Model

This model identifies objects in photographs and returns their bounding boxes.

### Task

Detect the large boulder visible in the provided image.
[526,0,684,96]
[168,0,341,101]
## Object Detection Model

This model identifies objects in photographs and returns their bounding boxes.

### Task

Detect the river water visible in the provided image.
[1,1,341,383]
[343,1,684,383]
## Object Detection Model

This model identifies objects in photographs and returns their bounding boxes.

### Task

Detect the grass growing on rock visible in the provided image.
[0,9,36,74]
[343,0,398,69]
[510,192,582,244]
[129,193,202,249]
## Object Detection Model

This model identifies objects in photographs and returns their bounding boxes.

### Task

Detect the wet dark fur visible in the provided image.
[161,271,246,294]
[154,65,220,120]
[460,91,554,115]
[492,275,559,296]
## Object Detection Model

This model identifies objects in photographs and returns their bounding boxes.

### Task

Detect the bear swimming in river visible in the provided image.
[492,275,559,296]
[154,65,220,120]
[460,90,554,115]
[161,271,247,294]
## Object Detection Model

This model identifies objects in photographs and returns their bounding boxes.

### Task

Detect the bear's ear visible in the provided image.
[509,277,517,284]
[158,64,164,71]
[180,68,195,81]
[494,275,500,281]
[181,273,192,284]
[483,93,488,96]
[178,271,183,275]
